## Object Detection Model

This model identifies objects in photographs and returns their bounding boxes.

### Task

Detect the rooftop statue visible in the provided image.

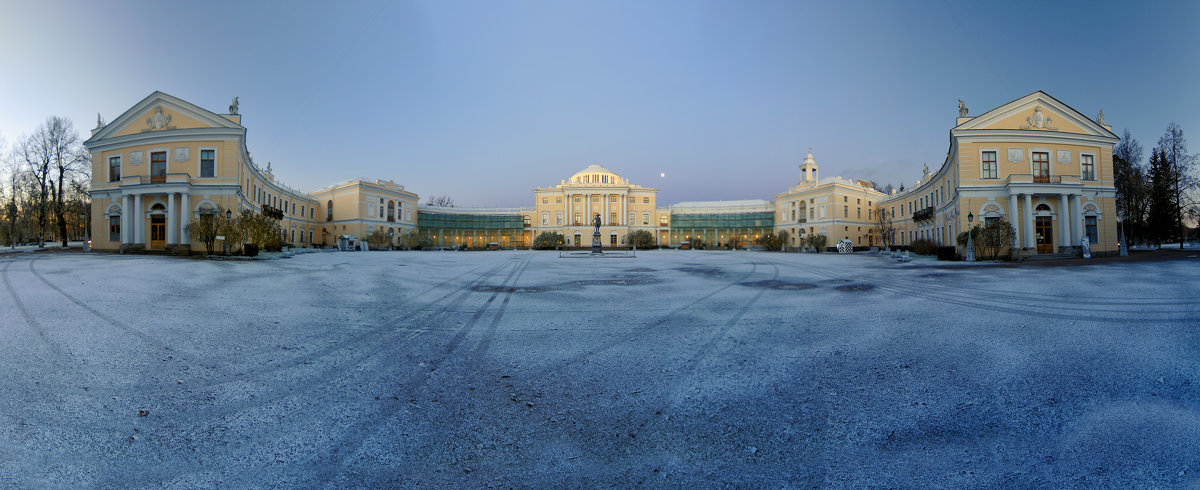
[229,97,239,115]
[958,99,968,117]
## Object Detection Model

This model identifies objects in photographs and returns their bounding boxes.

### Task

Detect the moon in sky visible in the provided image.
[660,172,665,178]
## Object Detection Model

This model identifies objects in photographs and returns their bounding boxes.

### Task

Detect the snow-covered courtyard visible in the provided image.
[1,249,1198,487]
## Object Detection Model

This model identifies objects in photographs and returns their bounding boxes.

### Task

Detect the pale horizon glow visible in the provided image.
[1,0,1197,207]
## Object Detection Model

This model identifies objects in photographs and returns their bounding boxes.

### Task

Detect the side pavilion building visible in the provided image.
[881,91,1119,257]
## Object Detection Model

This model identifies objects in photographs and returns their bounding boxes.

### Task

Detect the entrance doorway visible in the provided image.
[150,215,166,249]
[1035,216,1052,254]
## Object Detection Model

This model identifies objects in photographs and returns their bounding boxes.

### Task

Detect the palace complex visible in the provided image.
[86,90,1118,257]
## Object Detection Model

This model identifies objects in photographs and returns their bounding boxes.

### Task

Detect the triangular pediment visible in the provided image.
[954,91,1116,139]
[87,91,243,144]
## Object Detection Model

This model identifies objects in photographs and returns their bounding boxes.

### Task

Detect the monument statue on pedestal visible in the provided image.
[592,213,602,254]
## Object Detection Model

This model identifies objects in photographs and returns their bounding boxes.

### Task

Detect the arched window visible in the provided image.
[326,200,333,221]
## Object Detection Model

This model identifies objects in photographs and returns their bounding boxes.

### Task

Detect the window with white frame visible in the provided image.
[982,151,997,179]
[1081,154,1096,180]
[542,212,549,225]
[109,156,121,182]
[200,149,215,177]
[1085,216,1098,243]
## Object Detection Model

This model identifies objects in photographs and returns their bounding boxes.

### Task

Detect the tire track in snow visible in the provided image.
[25,255,226,374]
[119,254,531,483]
[311,252,536,484]
[0,256,67,358]
[524,259,764,381]
[754,255,1197,323]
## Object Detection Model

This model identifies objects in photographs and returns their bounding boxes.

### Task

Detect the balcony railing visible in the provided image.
[1033,175,1050,184]
[911,206,934,222]
[150,175,166,184]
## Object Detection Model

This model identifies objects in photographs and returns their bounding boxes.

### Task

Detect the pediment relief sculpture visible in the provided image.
[143,106,176,132]
[1020,106,1057,130]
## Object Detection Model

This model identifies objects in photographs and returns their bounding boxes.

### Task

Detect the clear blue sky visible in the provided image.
[2,0,1197,207]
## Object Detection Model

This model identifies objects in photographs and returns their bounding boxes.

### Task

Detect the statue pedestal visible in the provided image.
[592,231,602,254]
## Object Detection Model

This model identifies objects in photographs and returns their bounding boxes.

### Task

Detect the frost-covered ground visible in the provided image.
[1,249,1198,487]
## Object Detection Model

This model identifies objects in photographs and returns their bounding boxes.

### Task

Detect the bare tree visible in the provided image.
[20,128,53,247]
[1157,123,1197,248]
[424,195,455,207]
[870,207,896,249]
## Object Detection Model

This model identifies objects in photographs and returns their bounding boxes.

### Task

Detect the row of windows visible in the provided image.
[540,211,661,226]
[671,212,775,229]
[979,151,1097,181]
[541,195,654,204]
[418,212,524,230]
[249,179,315,220]
[108,149,217,182]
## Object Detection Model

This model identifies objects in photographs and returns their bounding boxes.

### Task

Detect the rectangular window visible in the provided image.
[591,195,599,202]
[556,197,562,203]
[1033,152,1050,181]
[574,212,581,225]
[982,151,997,179]
[609,212,617,224]
[660,216,668,226]
[857,208,861,219]
[200,149,215,177]
[642,212,649,225]
[542,197,548,204]
[643,197,649,204]
[574,195,581,202]
[1081,154,1095,180]
[609,195,617,202]
[109,216,120,241]
[150,151,167,182]
[556,212,563,225]
[628,212,635,224]
[629,197,635,204]
[542,212,548,225]
[108,156,121,182]
[1085,216,1098,244]
[843,206,848,218]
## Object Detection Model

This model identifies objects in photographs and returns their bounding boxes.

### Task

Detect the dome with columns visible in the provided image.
[569,164,625,185]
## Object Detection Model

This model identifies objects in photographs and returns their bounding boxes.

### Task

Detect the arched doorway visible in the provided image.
[1034,203,1053,254]
[149,203,167,249]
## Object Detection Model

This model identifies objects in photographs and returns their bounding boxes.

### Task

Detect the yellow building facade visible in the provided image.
[774,151,886,249]
[880,91,1119,257]
[531,165,669,247]
[86,92,321,253]
[310,178,418,248]
[88,90,1116,257]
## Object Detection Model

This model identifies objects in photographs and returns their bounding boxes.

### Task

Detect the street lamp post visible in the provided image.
[965,212,976,262]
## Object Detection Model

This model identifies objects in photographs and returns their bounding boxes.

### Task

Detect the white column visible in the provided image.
[180,193,190,245]
[1072,194,1083,244]
[1022,193,1034,250]
[563,194,569,226]
[167,192,177,245]
[1008,193,1019,250]
[621,194,626,225]
[133,194,144,245]
[1058,194,1070,250]
[122,194,132,244]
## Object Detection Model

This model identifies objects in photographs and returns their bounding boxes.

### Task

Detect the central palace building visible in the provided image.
[86,90,1118,257]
